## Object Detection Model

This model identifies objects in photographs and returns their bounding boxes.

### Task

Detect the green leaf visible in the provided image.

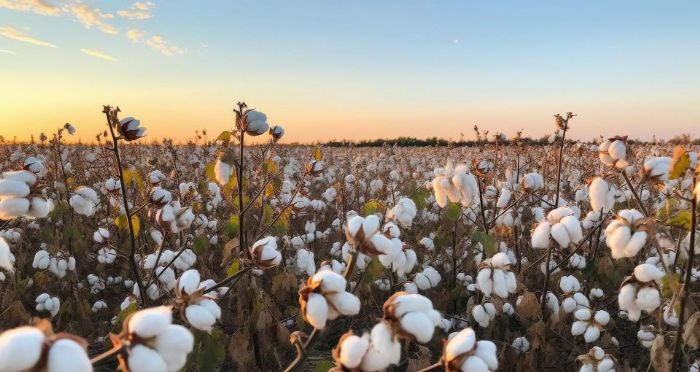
[224,215,240,237]
[314,360,335,372]
[669,210,692,230]
[216,130,232,143]
[197,330,226,372]
[412,188,430,210]
[362,257,384,284]
[661,273,681,299]
[445,202,462,221]
[226,259,241,277]
[193,235,209,254]
[669,146,690,180]
[362,200,380,216]
[472,231,497,257]
[118,302,137,323]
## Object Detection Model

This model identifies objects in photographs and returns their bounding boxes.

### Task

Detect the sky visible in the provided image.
[1,0,699,144]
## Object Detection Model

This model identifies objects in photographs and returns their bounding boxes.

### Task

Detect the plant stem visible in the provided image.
[671,178,696,369]
[283,251,359,372]
[238,130,246,255]
[541,125,567,315]
[105,108,147,307]
[622,169,649,217]
[204,266,252,294]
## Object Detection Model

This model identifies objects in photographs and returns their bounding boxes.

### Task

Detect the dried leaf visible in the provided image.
[669,146,690,180]
[650,335,672,372]
[683,312,700,350]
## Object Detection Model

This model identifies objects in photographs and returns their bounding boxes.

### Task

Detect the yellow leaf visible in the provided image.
[669,146,690,180]
[216,130,232,143]
[312,147,322,161]
[115,214,140,236]
[205,161,216,181]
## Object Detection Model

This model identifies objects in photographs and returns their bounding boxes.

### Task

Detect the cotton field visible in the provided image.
[1,105,700,372]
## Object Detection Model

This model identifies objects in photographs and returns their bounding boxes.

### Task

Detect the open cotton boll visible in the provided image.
[152,325,194,371]
[47,339,92,372]
[338,334,370,369]
[0,197,30,219]
[589,177,615,213]
[0,326,45,371]
[531,221,551,249]
[0,237,15,273]
[633,264,665,282]
[388,197,417,228]
[185,304,218,332]
[128,306,172,338]
[177,269,201,295]
[128,344,168,372]
[296,248,316,276]
[0,179,30,198]
[496,188,512,208]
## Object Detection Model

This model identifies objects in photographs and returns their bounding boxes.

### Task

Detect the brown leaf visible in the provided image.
[683,311,700,350]
[229,329,256,370]
[406,345,433,371]
[517,291,541,321]
[650,334,672,372]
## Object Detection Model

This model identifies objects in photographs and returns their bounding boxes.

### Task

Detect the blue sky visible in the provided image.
[1,0,699,143]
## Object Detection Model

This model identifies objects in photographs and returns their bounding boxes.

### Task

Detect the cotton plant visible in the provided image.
[472,302,497,328]
[69,186,100,216]
[35,293,61,317]
[107,306,195,372]
[386,197,417,227]
[413,266,442,290]
[174,270,222,332]
[344,214,394,256]
[598,136,629,169]
[618,263,665,321]
[431,161,479,208]
[476,252,517,298]
[249,236,282,269]
[559,275,590,313]
[0,319,91,372]
[605,209,650,259]
[442,327,498,371]
[578,346,616,372]
[298,267,361,330]
[571,308,610,343]
[0,165,53,219]
[531,207,584,249]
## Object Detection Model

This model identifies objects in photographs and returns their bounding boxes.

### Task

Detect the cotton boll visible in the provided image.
[0,197,30,219]
[0,238,15,273]
[305,293,329,329]
[128,306,172,338]
[47,339,91,372]
[338,334,369,369]
[635,287,661,312]
[633,263,664,282]
[473,340,498,370]
[326,292,361,316]
[583,326,601,343]
[399,311,435,343]
[177,269,201,295]
[0,326,45,371]
[531,222,551,249]
[128,344,168,372]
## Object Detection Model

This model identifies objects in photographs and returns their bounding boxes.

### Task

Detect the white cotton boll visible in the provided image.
[476,268,493,297]
[305,293,329,329]
[473,340,498,370]
[635,287,661,312]
[0,326,45,371]
[472,305,491,327]
[338,335,369,369]
[561,216,583,243]
[361,322,401,371]
[575,308,592,321]
[461,356,490,371]
[512,337,529,353]
[128,306,172,338]
[0,179,30,198]
[185,304,217,332]
[47,339,91,372]
[400,311,435,343]
[550,223,571,248]
[583,326,600,343]
[571,321,588,336]
[177,269,201,295]
[326,292,360,316]
[633,263,664,282]
[153,325,194,371]
[128,344,167,372]
[492,269,508,298]
[496,188,512,208]
[445,327,476,360]
[296,249,316,276]
[594,310,610,325]
[404,282,418,294]
[0,197,30,219]
[531,222,551,249]
[0,238,14,273]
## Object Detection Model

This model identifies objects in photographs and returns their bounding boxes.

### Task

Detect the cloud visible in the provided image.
[80,48,117,61]
[127,28,145,42]
[0,26,57,47]
[0,0,60,15]
[68,2,118,35]
[127,28,184,56]
[0,49,16,54]
[146,35,184,56]
[117,1,154,20]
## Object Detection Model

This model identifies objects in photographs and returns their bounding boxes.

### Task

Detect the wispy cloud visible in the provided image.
[117,1,154,20]
[68,2,118,35]
[0,26,57,47]
[128,28,183,56]
[0,0,60,15]
[80,47,117,61]
[0,49,16,54]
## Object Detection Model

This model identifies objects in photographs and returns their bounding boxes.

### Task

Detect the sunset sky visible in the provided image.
[1,0,699,143]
